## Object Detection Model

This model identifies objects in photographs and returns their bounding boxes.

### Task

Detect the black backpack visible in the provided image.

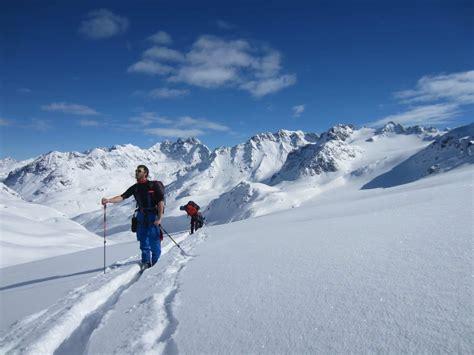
[135,180,165,210]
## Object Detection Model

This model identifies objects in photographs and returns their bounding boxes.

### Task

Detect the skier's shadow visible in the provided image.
[0,260,139,291]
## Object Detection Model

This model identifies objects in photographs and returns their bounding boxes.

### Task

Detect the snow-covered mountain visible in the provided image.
[166,129,318,209]
[2,122,472,244]
[3,138,210,217]
[0,157,34,180]
[370,121,441,141]
[0,183,103,268]
[269,124,361,184]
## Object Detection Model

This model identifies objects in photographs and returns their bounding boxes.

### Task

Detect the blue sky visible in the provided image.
[1,0,473,160]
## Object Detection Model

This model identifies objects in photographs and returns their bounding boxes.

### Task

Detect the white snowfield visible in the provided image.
[0,184,104,267]
[0,166,472,353]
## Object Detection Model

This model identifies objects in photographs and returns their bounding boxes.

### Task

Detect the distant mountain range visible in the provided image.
[2,122,472,236]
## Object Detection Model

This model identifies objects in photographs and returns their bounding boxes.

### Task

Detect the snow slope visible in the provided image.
[363,123,474,189]
[0,157,34,180]
[0,166,471,353]
[0,183,104,268]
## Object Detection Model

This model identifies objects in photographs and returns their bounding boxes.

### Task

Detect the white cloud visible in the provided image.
[170,65,238,88]
[129,34,296,97]
[216,20,235,30]
[130,112,172,126]
[241,74,296,97]
[395,70,474,105]
[145,127,204,137]
[253,50,282,79]
[370,103,460,127]
[148,88,189,99]
[79,9,129,40]
[292,104,305,118]
[41,102,99,115]
[127,60,174,76]
[372,70,474,127]
[175,116,230,131]
[132,112,230,137]
[143,46,185,62]
[187,36,254,68]
[147,31,172,45]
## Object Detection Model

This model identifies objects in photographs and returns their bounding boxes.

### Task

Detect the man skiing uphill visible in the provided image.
[180,201,204,234]
[101,165,164,269]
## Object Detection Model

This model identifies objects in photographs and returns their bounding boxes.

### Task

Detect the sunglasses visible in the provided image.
[135,169,145,173]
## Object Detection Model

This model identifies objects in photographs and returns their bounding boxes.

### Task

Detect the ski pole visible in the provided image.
[160,226,183,251]
[103,204,107,274]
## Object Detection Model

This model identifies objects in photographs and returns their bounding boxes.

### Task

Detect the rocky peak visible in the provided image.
[159,137,210,165]
[376,121,405,135]
[375,121,440,138]
[320,124,354,143]
[160,137,203,153]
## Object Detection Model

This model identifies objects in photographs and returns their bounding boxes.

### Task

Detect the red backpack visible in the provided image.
[185,201,200,216]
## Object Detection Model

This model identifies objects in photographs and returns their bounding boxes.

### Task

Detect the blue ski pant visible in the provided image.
[136,211,161,264]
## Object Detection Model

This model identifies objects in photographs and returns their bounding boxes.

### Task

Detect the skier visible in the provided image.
[180,201,204,234]
[101,165,164,269]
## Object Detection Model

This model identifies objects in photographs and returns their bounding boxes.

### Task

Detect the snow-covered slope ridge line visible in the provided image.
[0,157,34,180]
[0,183,103,268]
[363,122,473,189]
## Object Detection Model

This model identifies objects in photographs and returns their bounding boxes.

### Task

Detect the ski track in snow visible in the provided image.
[0,229,208,355]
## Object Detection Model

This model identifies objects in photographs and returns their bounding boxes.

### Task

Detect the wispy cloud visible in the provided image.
[41,102,99,115]
[145,127,204,137]
[372,103,460,127]
[130,112,173,126]
[175,116,230,131]
[143,46,185,62]
[148,88,189,99]
[131,112,230,138]
[147,31,172,45]
[395,70,474,105]
[127,60,174,76]
[79,9,129,40]
[128,34,296,97]
[216,20,236,30]
[292,104,305,118]
[371,70,474,127]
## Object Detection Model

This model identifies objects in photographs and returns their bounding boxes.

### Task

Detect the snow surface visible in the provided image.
[0,166,472,353]
[0,183,103,268]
